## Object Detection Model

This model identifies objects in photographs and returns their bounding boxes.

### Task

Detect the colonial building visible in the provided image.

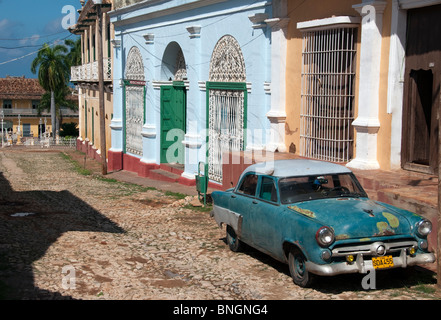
[107,0,288,188]
[102,0,441,188]
[285,0,441,176]
[69,0,114,161]
[0,76,78,142]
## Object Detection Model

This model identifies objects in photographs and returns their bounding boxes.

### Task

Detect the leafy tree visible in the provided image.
[31,43,68,139]
[60,122,79,137]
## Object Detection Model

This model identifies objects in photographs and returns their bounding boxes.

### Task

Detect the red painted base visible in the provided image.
[76,139,101,162]
[94,147,229,191]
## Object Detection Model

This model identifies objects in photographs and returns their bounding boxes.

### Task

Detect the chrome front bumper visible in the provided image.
[306,250,435,276]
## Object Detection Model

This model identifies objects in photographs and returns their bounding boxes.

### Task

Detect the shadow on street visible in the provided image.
[0,172,125,299]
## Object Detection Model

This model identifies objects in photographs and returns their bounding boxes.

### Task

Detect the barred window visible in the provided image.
[300,27,357,163]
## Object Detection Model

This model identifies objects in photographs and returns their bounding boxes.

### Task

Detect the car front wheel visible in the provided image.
[288,248,314,288]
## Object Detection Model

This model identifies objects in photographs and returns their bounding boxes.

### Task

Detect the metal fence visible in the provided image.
[1,136,77,149]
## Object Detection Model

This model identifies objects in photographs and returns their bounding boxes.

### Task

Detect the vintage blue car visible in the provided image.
[211,159,435,287]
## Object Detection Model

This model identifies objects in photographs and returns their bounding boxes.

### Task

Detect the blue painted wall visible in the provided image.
[110,0,273,181]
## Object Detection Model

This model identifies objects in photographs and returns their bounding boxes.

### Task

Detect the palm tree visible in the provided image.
[37,85,78,134]
[64,38,81,67]
[31,43,68,140]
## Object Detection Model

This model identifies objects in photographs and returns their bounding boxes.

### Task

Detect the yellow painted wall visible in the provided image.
[12,99,32,109]
[1,98,78,138]
[377,2,392,170]
[285,0,362,158]
[82,89,113,157]
[2,99,36,109]
[286,0,393,170]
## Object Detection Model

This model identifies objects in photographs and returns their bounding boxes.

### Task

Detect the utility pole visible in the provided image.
[95,0,107,175]
[1,110,4,148]
[438,78,441,289]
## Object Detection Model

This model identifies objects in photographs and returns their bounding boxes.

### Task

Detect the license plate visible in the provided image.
[372,255,394,269]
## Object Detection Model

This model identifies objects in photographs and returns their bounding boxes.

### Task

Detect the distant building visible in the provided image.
[69,0,114,161]
[0,76,78,140]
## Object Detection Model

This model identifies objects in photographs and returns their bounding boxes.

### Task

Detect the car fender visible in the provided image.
[282,239,309,263]
[212,204,243,237]
[279,208,328,264]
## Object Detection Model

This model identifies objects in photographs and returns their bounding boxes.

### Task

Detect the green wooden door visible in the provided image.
[160,83,186,164]
[91,107,94,144]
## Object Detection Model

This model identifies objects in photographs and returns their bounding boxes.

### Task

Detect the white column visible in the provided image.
[78,87,83,141]
[109,35,124,153]
[387,0,407,169]
[347,1,387,170]
[265,17,289,153]
[182,25,203,181]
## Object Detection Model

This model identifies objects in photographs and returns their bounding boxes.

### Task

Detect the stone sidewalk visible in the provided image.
[108,170,200,196]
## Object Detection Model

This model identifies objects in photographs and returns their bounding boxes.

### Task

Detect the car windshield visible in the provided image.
[279,173,367,204]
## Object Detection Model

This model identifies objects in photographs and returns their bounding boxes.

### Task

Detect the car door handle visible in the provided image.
[231,195,236,198]
[252,200,258,204]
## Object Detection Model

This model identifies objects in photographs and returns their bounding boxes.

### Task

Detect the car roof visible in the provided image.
[240,159,352,179]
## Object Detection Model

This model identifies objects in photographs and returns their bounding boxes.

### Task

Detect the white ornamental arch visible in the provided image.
[125,46,145,81]
[207,35,247,183]
[174,47,187,81]
[209,35,246,82]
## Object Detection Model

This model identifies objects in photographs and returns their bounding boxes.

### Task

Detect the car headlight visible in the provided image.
[416,219,432,237]
[316,226,335,247]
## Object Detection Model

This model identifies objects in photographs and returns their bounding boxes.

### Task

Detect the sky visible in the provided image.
[0,0,81,79]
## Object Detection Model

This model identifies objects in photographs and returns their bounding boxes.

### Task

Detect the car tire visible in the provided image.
[288,248,314,288]
[226,225,242,252]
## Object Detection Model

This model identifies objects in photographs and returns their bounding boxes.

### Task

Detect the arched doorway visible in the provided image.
[160,42,187,164]
[124,46,146,157]
[207,35,247,183]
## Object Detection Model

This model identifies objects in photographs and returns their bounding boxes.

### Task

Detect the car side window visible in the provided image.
[259,176,278,203]
[237,174,258,196]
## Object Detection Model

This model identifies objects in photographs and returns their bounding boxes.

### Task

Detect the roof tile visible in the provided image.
[0,76,46,100]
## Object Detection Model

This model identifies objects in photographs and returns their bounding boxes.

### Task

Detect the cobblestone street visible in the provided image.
[0,149,440,301]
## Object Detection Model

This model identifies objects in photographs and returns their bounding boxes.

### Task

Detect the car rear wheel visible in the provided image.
[226,225,242,252]
[288,248,314,288]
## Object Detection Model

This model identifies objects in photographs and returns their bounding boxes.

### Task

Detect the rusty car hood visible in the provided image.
[286,198,413,240]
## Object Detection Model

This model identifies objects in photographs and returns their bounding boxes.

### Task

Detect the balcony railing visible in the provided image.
[70,58,112,83]
[1,108,78,117]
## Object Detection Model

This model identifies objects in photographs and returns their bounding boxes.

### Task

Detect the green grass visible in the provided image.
[60,152,92,176]
[59,152,158,198]
[164,190,187,200]
[412,283,437,295]
[183,203,213,213]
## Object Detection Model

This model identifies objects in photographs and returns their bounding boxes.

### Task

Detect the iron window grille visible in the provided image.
[300,27,357,163]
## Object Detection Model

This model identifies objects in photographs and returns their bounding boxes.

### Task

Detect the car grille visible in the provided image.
[331,238,417,258]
